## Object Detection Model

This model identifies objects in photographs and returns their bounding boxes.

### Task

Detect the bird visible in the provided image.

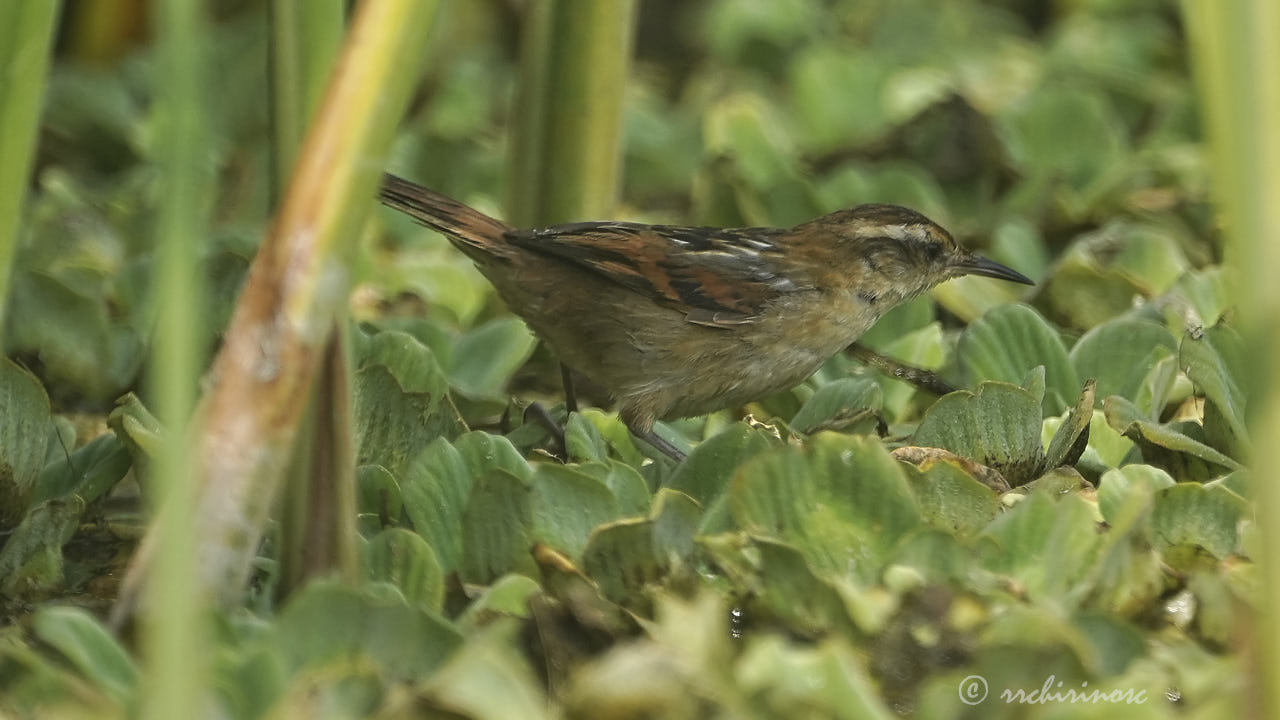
[378,173,1033,460]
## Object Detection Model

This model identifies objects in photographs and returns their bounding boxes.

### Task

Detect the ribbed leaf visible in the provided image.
[957,304,1078,414]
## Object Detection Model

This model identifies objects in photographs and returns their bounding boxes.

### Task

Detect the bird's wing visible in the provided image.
[506,222,811,327]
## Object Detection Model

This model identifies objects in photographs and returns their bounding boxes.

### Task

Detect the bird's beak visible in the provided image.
[956,255,1035,285]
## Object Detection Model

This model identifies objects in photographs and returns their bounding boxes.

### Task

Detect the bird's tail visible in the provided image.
[378,173,513,259]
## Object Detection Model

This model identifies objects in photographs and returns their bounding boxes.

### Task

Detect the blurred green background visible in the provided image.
[0,1,1259,718]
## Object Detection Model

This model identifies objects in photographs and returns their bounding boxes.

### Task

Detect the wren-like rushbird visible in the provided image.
[379,174,1032,460]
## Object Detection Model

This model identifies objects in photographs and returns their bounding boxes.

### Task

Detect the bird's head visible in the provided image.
[799,204,1034,303]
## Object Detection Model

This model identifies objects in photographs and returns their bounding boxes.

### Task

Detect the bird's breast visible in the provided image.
[666,290,884,408]
[761,287,885,353]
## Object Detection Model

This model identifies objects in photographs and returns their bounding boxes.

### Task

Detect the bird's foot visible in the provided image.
[628,424,687,463]
[848,342,957,395]
[523,402,568,460]
[560,364,579,414]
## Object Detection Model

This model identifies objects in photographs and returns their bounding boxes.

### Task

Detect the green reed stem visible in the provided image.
[143,0,213,716]
[507,0,638,226]
[0,2,61,352]
[1182,2,1280,718]
[268,0,357,601]
[269,0,345,199]
[113,0,440,620]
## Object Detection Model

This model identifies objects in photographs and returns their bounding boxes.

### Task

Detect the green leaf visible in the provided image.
[704,93,800,191]
[997,86,1126,191]
[460,469,535,584]
[736,634,895,720]
[664,423,774,505]
[0,359,51,525]
[107,393,163,462]
[400,438,473,574]
[966,606,1099,685]
[576,460,650,516]
[401,432,533,579]
[790,47,890,152]
[751,539,859,636]
[697,492,735,535]
[884,66,953,122]
[453,431,534,482]
[447,316,537,399]
[531,464,620,559]
[1071,613,1147,677]
[904,459,1001,539]
[1187,571,1237,647]
[33,606,138,707]
[789,378,882,434]
[272,580,461,681]
[951,33,1040,113]
[1109,223,1191,295]
[1020,365,1046,404]
[418,621,548,720]
[650,488,701,562]
[980,492,1101,602]
[1041,380,1095,472]
[913,382,1044,485]
[1134,352,1180,422]
[1086,534,1166,620]
[956,304,1078,414]
[213,645,286,720]
[355,330,465,477]
[1150,483,1248,560]
[42,416,76,467]
[703,0,822,59]
[1045,409,1136,474]
[3,272,119,402]
[1166,267,1232,328]
[1019,466,1091,497]
[0,495,84,599]
[1179,323,1249,455]
[459,574,541,625]
[576,408,647,468]
[731,434,921,582]
[355,464,402,522]
[1040,240,1147,330]
[29,432,131,509]
[1103,395,1241,477]
[581,518,662,605]
[564,412,608,463]
[363,527,444,611]
[578,490,698,609]
[1070,318,1178,413]
[890,529,974,584]
[1097,464,1174,525]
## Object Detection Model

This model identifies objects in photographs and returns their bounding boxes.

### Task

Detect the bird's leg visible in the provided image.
[560,363,579,413]
[627,423,687,463]
[524,402,567,459]
[848,342,958,396]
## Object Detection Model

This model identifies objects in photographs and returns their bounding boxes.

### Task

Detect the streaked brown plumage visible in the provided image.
[379,173,1032,459]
